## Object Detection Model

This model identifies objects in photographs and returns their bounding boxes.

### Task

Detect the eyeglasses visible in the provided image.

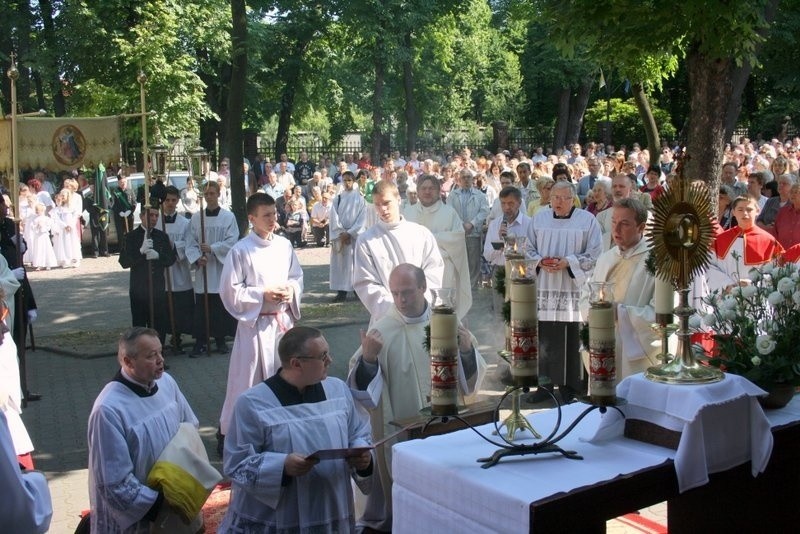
[296,352,332,363]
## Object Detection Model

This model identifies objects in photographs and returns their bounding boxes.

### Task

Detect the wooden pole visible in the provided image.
[138,71,155,327]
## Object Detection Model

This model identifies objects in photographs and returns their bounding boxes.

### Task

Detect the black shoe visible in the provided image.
[216,429,225,457]
[25,392,42,402]
[189,344,206,358]
[216,341,230,354]
[558,385,579,404]
[331,291,347,303]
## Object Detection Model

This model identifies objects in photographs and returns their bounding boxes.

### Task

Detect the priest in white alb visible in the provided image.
[348,264,487,531]
[219,193,303,449]
[329,171,366,303]
[580,198,661,378]
[353,180,444,323]
[404,174,472,318]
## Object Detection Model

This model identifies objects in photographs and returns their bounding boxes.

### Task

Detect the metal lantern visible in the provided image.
[149,143,169,179]
[188,146,209,182]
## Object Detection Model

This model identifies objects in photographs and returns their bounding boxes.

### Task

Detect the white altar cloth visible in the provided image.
[392,403,674,533]
[591,373,773,492]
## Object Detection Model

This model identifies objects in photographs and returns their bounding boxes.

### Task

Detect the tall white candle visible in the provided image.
[655,276,675,317]
[588,302,616,401]
[510,278,538,384]
[430,309,459,415]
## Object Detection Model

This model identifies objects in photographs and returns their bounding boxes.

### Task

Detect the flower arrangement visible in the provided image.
[695,259,800,388]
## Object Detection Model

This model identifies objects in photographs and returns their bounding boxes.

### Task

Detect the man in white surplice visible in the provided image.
[353,180,444,323]
[404,174,472,319]
[219,193,303,446]
[329,171,366,303]
[88,327,200,533]
[525,181,602,401]
[580,198,661,379]
[221,326,373,533]
[348,264,487,532]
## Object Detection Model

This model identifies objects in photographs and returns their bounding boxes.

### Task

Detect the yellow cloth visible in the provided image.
[146,423,222,523]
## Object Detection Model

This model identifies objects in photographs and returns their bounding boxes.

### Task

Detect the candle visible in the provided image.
[510,259,539,387]
[588,282,616,404]
[655,276,675,318]
[430,291,459,416]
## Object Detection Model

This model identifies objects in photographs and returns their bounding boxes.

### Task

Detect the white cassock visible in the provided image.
[526,207,603,323]
[68,193,84,261]
[0,331,33,457]
[0,411,51,533]
[0,256,20,345]
[579,238,661,379]
[353,218,444,323]
[405,200,472,319]
[88,372,198,533]
[220,377,372,533]
[346,305,487,531]
[185,208,239,293]
[157,213,193,291]
[218,232,303,436]
[329,189,366,292]
[51,206,75,266]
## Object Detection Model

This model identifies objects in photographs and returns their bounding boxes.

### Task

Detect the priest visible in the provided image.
[329,171,366,303]
[580,198,661,378]
[404,174,472,318]
[353,180,444,323]
[220,326,373,533]
[348,264,487,531]
[707,196,784,294]
[219,192,303,452]
[525,181,602,402]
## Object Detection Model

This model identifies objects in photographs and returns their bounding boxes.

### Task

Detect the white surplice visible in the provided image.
[404,200,472,318]
[580,238,661,378]
[347,305,487,531]
[353,218,444,323]
[185,208,239,294]
[218,232,303,435]
[156,213,193,291]
[328,189,366,292]
[87,372,198,533]
[220,377,372,533]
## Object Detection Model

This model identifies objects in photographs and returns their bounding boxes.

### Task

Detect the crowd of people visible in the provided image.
[3,134,800,533]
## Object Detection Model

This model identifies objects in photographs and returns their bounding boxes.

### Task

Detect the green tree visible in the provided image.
[585,98,676,149]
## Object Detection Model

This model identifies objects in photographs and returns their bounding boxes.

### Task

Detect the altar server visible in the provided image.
[218,192,303,450]
[329,171,366,302]
[221,326,373,533]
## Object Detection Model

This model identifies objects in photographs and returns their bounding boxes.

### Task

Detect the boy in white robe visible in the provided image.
[185,180,239,355]
[329,171,366,302]
[353,180,444,323]
[221,326,373,533]
[87,327,200,533]
[219,192,303,449]
[347,264,487,531]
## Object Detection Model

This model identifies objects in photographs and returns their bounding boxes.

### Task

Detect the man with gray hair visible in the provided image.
[525,181,602,402]
[580,198,661,380]
[447,169,490,289]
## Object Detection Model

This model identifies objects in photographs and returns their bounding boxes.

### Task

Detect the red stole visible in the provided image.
[713,225,784,265]
[784,244,800,264]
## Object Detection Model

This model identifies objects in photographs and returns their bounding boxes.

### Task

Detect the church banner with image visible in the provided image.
[0,116,120,172]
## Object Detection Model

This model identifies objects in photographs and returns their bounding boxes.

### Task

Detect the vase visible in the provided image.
[757,383,796,410]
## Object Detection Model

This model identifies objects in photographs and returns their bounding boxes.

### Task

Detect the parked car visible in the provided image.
[81,171,189,250]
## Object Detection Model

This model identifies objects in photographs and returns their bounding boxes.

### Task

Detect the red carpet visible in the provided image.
[201,482,232,533]
[615,512,668,533]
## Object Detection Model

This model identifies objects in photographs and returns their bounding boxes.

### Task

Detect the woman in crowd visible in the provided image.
[527,176,555,216]
[586,180,612,216]
[716,185,737,230]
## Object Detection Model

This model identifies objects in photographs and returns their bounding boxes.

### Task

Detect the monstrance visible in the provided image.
[644,158,723,384]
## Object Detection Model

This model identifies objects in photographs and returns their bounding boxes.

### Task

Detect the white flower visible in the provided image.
[721,296,738,310]
[760,319,777,334]
[793,291,800,306]
[688,314,703,329]
[749,269,762,283]
[768,291,785,306]
[721,308,737,321]
[777,277,795,295]
[702,313,717,328]
[792,271,800,281]
[756,335,777,355]
[741,285,758,299]
[751,356,762,366]
[761,263,775,275]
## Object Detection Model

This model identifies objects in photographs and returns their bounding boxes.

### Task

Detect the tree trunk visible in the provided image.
[226,0,248,236]
[371,34,385,164]
[632,82,661,168]
[565,76,593,145]
[402,32,419,156]
[684,46,733,206]
[274,39,311,162]
[552,86,570,153]
[39,0,65,116]
[724,0,779,142]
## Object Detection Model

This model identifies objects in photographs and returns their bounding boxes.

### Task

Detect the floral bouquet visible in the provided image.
[694,260,800,388]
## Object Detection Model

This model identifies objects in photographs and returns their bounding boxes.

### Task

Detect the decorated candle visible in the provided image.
[588,282,616,404]
[429,288,459,415]
[509,259,539,387]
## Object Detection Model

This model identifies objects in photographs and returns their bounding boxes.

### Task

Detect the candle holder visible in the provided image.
[581,282,619,406]
[494,351,543,441]
[429,288,459,416]
[509,258,539,388]
[650,322,679,365]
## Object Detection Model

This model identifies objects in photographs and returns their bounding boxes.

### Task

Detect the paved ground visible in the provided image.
[19,244,664,533]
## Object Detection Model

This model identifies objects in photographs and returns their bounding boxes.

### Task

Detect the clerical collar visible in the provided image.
[419,201,441,213]
[113,369,158,397]
[205,206,221,216]
[398,302,431,325]
[553,207,575,219]
[249,231,273,245]
[377,217,403,230]
[163,213,177,223]
[265,369,326,406]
